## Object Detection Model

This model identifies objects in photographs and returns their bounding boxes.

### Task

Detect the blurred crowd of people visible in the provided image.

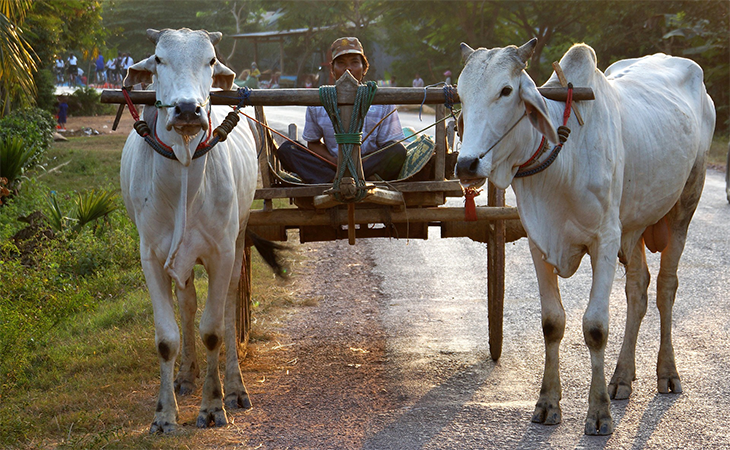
[53,51,135,88]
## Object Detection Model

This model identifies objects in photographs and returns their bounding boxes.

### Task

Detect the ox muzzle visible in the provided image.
[167,101,209,136]
[456,156,487,188]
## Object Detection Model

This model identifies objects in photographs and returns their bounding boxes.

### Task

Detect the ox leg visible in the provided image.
[583,243,618,435]
[655,165,703,394]
[529,241,565,426]
[195,252,235,428]
[141,258,181,434]
[609,240,650,399]
[223,234,252,410]
[174,269,200,396]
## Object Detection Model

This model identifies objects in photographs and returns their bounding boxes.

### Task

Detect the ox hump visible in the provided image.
[544,43,598,89]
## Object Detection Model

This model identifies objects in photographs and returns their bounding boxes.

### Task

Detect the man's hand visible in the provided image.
[308,140,337,165]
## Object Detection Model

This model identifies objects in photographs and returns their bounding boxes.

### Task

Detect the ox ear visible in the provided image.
[460,43,475,63]
[519,72,559,144]
[124,56,156,88]
[212,62,236,90]
[208,31,223,46]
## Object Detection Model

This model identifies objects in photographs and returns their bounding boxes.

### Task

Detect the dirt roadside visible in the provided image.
[223,240,400,449]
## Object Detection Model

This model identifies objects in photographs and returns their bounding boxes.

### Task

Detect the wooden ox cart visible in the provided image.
[101,76,593,361]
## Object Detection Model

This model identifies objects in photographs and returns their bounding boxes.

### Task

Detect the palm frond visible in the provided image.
[74,189,120,230]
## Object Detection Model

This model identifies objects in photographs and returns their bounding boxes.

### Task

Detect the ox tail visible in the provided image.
[246,230,290,278]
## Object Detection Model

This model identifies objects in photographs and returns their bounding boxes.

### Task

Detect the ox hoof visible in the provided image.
[175,379,196,396]
[225,391,252,410]
[196,407,228,428]
[608,381,633,400]
[658,377,682,394]
[149,420,177,434]
[585,415,614,436]
[531,401,562,425]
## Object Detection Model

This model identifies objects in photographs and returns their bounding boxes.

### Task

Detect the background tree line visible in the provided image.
[2,0,728,133]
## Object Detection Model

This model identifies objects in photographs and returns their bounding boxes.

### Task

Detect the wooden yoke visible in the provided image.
[313,72,404,244]
[334,71,365,198]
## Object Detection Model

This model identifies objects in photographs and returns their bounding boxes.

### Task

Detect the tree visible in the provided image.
[0,0,38,117]
[25,0,106,66]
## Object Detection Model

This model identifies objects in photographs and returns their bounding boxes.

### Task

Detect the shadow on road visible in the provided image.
[364,359,495,449]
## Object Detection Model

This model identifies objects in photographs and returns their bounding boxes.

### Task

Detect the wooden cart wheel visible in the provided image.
[487,182,505,361]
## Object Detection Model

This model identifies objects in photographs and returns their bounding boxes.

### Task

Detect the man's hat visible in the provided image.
[331,37,365,61]
[330,37,369,74]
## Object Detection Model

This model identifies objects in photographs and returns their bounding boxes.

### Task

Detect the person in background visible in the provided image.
[389,75,397,87]
[240,69,258,89]
[444,70,452,85]
[412,73,424,88]
[95,53,106,84]
[106,57,117,86]
[250,62,261,80]
[67,53,78,86]
[121,53,134,79]
[54,56,65,84]
[114,51,123,85]
[276,37,406,184]
[57,96,68,132]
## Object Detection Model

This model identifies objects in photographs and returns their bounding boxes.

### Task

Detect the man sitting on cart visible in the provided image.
[277,37,407,184]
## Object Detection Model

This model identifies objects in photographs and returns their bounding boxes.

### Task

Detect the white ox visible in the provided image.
[456,39,715,435]
[121,28,280,433]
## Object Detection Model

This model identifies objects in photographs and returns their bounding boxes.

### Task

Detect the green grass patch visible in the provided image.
[33,135,127,193]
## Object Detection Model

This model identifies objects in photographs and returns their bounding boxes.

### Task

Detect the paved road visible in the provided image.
[356,170,730,449]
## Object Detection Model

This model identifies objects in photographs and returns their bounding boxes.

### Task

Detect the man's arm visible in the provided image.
[307,140,337,164]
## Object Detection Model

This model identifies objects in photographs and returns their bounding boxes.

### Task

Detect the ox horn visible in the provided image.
[208,31,223,46]
[146,28,161,44]
[517,38,538,64]
[460,43,475,63]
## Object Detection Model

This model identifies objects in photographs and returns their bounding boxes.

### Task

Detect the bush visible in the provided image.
[33,69,57,115]
[67,86,116,116]
[0,108,55,172]
[0,136,35,191]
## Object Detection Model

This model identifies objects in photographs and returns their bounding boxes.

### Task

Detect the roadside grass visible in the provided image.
[33,135,129,193]
[0,132,304,448]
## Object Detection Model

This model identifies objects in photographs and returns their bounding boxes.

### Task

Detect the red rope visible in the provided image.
[121,88,141,122]
[563,84,573,126]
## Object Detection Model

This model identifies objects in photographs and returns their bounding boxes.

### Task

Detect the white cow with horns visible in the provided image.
[456,39,715,435]
[121,28,285,433]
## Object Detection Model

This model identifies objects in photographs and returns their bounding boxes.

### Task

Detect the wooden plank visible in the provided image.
[434,104,447,180]
[248,205,519,227]
[487,182,506,361]
[254,180,463,200]
[100,86,595,107]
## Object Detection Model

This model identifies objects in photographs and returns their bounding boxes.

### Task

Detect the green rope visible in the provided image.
[319,81,377,202]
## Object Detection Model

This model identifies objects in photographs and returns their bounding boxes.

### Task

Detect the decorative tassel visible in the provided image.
[464,187,481,221]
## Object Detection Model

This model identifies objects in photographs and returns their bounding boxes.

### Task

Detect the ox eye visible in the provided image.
[209,58,216,66]
[154,55,161,64]
[500,86,513,97]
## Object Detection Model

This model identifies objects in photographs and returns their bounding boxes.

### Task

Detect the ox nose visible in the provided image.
[173,102,202,122]
[455,157,481,179]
